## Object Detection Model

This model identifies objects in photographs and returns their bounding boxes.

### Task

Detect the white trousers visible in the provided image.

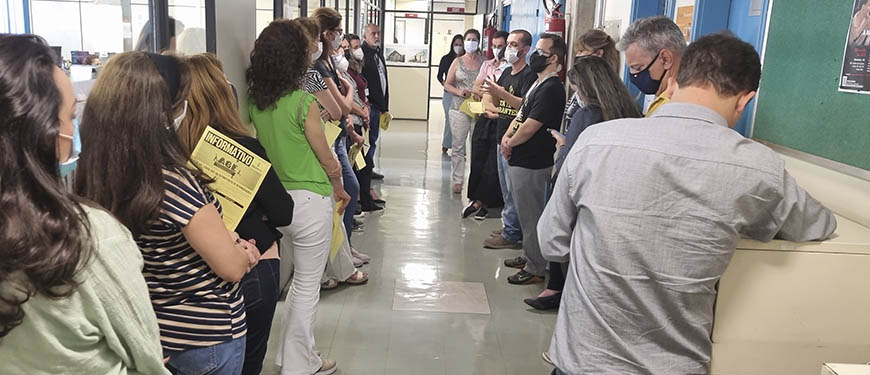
[448,109,474,185]
[276,190,333,375]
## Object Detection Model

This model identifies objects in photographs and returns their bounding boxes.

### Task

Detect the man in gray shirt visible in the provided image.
[539,33,837,375]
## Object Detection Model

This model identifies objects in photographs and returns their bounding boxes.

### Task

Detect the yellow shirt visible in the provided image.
[645,94,670,117]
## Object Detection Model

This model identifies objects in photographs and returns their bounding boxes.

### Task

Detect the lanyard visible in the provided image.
[513,72,559,132]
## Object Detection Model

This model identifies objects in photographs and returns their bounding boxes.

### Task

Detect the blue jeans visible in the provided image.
[368,107,381,165]
[240,259,280,375]
[496,145,522,243]
[166,337,246,375]
[441,92,453,149]
[335,136,360,240]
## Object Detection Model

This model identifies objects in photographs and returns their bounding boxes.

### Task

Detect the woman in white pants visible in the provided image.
[444,28,485,194]
[247,19,351,375]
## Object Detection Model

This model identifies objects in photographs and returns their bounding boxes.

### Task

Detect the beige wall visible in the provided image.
[215,1,256,123]
[388,66,430,120]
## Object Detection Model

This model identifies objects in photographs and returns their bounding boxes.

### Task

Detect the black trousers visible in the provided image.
[547,261,569,291]
[240,258,281,375]
[354,124,377,207]
[467,116,504,207]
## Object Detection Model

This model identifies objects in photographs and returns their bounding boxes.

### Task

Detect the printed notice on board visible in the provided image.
[189,126,271,231]
[840,0,870,94]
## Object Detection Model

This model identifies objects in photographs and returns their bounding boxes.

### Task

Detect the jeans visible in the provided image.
[509,165,552,276]
[276,190,333,375]
[368,107,381,168]
[441,92,453,149]
[240,259,281,375]
[448,108,474,185]
[166,337,246,375]
[496,145,522,243]
[334,136,359,241]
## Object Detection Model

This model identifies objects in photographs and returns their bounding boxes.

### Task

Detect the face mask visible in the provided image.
[311,43,323,64]
[170,100,187,131]
[352,48,364,61]
[330,32,343,51]
[629,51,665,95]
[505,47,522,64]
[333,53,349,72]
[529,50,552,73]
[464,40,479,54]
[453,45,464,55]
[492,47,503,60]
[57,118,81,178]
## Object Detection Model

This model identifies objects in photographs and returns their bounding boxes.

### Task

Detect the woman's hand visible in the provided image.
[549,129,565,148]
[460,89,471,98]
[333,186,351,214]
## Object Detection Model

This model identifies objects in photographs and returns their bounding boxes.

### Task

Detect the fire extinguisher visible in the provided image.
[544,2,565,39]
[482,16,497,60]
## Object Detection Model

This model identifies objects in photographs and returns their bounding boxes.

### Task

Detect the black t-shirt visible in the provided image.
[495,65,537,140]
[508,76,566,169]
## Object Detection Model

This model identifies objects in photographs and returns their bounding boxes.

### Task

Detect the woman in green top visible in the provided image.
[0,35,169,375]
[247,19,349,375]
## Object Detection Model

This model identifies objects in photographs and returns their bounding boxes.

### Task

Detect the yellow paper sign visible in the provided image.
[330,203,344,262]
[324,120,342,145]
[379,112,393,131]
[349,144,366,169]
[189,126,271,231]
[467,101,485,114]
[459,98,479,120]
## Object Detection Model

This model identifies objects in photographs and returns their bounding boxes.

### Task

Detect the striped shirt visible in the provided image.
[136,168,246,353]
[303,68,328,93]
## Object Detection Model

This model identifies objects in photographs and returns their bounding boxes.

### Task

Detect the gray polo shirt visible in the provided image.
[539,102,837,374]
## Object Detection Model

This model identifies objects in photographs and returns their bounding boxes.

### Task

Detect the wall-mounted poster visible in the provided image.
[840,0,870,94]
[384,44,429,66]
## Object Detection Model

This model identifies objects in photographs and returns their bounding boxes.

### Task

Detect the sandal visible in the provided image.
[321,278,339,290]
[344,270,368,285]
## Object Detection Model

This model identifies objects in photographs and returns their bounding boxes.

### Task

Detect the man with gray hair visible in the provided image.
[361,24,389,182]
[618,15,687,116]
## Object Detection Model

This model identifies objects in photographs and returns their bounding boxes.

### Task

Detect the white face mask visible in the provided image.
[310,43,323,64]
[333,54,349,72]
[492,47,503,60]
[464,40,479,54]
[330,32,343,51]
[352,47,364,61]
[506,47,522,64]
[169,100,187,131]
[453,45,464,55]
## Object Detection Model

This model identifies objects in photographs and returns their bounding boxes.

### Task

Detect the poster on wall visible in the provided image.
[385,44,429,66]
[839,0,870,94]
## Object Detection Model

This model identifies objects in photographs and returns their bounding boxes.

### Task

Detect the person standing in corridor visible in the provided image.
[361,24,388,181]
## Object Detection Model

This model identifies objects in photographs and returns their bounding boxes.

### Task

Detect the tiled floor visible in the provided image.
[261,100,557,375]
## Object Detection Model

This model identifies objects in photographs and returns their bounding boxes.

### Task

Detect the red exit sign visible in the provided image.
[404,13,419,18]
[446,7,465,13]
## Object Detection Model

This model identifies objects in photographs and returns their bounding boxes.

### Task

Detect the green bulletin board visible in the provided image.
[753,0,870,171]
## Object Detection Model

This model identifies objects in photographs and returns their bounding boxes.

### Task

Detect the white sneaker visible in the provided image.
[314,359,337,375]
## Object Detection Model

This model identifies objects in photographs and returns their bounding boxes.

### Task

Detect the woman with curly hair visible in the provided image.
[247,19,348,375]
[0,34,168,375]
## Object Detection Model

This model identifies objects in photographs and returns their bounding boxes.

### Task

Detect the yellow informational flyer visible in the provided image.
[189,126,271,231]
[324,120,342,145]
[330,203,344,262]
[459,98,479,120]
[467,101,485,114]
[349,144,367,169]
[379,112,393,131]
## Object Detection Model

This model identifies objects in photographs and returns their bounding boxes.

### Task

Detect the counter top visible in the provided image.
[737,214,870,255]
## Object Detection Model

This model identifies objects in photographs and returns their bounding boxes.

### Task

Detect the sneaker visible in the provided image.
[314,358,337,375]
[503,256,527,268]
[352,219,364,232]
[371,171,384,180]
[507,269,544,285]
[350,247,370,263]
[474,207,488,220]
[361,202,384,212]
[484,236,522,250]
[462,202,479,218]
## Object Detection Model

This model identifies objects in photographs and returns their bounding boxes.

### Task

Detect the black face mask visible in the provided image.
[529,50,552,73]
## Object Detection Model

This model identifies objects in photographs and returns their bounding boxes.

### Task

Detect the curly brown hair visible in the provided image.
[247,19,309,110]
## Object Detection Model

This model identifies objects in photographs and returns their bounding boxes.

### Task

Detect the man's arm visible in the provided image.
[507,117,544,147]
[742,169,837,242]
[485,78,522,109]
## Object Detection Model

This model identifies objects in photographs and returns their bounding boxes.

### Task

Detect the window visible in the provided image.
[169,0,207,55]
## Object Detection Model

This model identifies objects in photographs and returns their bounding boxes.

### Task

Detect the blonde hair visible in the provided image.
[575,29,620,73]
[177,53,251,155]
